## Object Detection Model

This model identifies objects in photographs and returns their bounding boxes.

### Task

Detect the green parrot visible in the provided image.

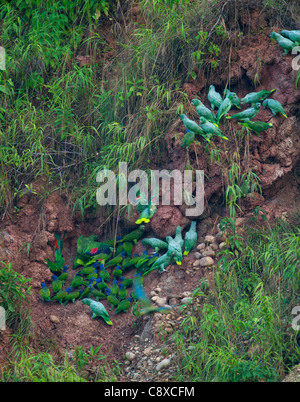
[78,265,98,276]
[135,203,157,225]
[226,102,261,121]
[133,279,171,316]
[54,232,65,259]
[184,221,198,255]
[116,226,145,244]
[82,298,113,325]
[88,285,106,301]
[238,119,273,134]
[174,226,184,249]
[191,99,218,125]
[166,236,183,265]
[240,89,276,106]
[109,280,119,296]
[143,252,173,275]
[280,30,300,44]
[51,275,63,294]
[40,282,51,302]
[112,265,123,280]
[262,99,287,118]
[181,130,195,149]
[95,278,109,291]
[270,31,296,55]
[180,114,209,142]
[78,286,91,300]
[63,288,82,304]
[52,289,68,304]
[57,265,69,284]
[71,273,84,289]
[208,84,223,110]
[99,264,110,283]
[115,297,132,314]
[119,276,133,289]
[224,89,241,109]
[106,251,126,267]
[142,238,168,252]
[104,288,120,309]
[117,284,128,301]
[199,117,228,140]
[216,93,235,122]
[76,235,98,255]
[45,258,64,275]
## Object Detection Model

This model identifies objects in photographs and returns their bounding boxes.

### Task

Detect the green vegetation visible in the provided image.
[173,217,300,382]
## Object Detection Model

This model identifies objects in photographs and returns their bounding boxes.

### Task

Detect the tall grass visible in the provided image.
[173,217,300,382]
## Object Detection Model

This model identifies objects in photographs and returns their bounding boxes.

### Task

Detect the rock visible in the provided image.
[194,252,202,259]
[49,315,60,324]
[219,242,226,250]
[168,298,179,306]
[215,231,227,243]
[235,217,246,227]
[156,358,171,371]
[155,297,167,307]
[125,352,136,361]
[210,243,219,251]
[181,297,193,304]
[143,347,153,356]
[202,249,215,257]
[199,256,214,267]
[151,296,159,302]
[154,287,162,293]
[197,243,206,250]
[193,260,201,267]
[204,235,215,243]
[150,291,157,297]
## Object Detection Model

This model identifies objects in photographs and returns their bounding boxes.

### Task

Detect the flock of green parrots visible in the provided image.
[180,29,298,148]
[40,213,198,325]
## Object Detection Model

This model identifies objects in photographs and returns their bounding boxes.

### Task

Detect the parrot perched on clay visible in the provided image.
[262,99,288,118]
[40,282,51,302]
[82,298,113,325]
[105,288,120,309]
[184,221,198,255]
[208,85,223,110]
[280,30,300,44]
[173,226,184,249]
[240,89,276,106]
[117,284,128,301]
[180,114,209,142]
[116,226,145,244]
[238,119,273,134]
[226,102,261,121]
[199,117,228,141]
[57,265,69,285]
[114,297,132,315]
[216,93,235,123]
[143,252,173,275]
[166,236,183,265]
[181,130,195,149]
[224,89,241,109]
[142,238,168,252]
[270,31,296,55]
[51,275,63,294]
[191,99,218,125]
[88,285,106,301]
[119,276,133,289]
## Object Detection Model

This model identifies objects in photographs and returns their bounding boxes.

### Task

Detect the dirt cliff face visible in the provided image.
[163,16,300,227]
[0,4,299,374]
